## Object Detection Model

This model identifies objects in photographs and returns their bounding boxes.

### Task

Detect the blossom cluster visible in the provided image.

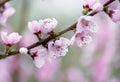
[0,0,120,69]
[23,18,70,68]
[28,18,57,35]
[71,16,98,48]
[33,37,70,68]
[83,0,120,23]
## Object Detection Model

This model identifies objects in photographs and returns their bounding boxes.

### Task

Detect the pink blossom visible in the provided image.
[83,0,103,12]
[76,16,98,33]
[34,46,48,68]
[111,9,120,23]
[28,21,41,34]
[0,3,15,26]
[40,18,57,34]
[1,32,22,46]
[48,37,70,59]
[71,31,92,48]
[19,47,28,55]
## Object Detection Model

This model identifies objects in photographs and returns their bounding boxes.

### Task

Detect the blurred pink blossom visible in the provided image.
[92,14,117,82]
[67,68,88,82]
[93,45,115,82]
[36,59,60,82]
[0,3,15,26]
[0,57,18,82]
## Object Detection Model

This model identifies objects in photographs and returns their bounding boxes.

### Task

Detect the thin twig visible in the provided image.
[103,0,115,6]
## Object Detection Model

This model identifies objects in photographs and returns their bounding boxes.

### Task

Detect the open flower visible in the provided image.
[71,31,92,48]
[39,18,57,34]
[83,0,103,12]
[76,16,98,33]
[28,21,41,34]
[1,32,22,46]
[48,37,70,59]
[34,47,48,68]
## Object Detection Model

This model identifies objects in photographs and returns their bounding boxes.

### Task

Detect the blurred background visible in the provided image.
[0,0,120,82]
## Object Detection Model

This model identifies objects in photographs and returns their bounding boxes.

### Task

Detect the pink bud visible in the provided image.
[1,32,22,46]
[19,47,28,55]
[40,18,57,34]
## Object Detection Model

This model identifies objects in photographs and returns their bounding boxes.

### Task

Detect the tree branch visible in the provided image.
[0,0,116,59]
[103,0,115,6]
